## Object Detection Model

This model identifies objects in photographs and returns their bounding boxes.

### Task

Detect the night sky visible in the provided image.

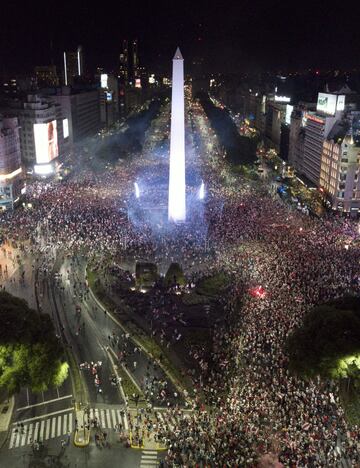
[1,0,360,75]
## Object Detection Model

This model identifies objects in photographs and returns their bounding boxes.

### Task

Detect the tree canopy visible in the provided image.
[0,291,68,394]
[286,296,360,380]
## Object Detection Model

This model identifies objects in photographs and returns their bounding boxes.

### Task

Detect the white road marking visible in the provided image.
[17,394,72,411]
[57,416,62,436]
[9,429,17,449]
[13,407,73,424]
[100,410,106,428]
[26,423,33,445]
[33,421,40,441]
[51,417,56,438]
[39,420,45,441]
[68,412,73,432]
[111,409,117,428]
[45,419,51,440]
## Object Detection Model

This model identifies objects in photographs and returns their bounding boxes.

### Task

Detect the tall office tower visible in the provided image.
[63,45,84,86]
[119,39,129,83]
[132,39,139,80]
[168,47,186,222]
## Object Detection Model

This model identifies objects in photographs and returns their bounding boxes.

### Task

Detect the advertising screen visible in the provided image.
[106,92,112,101]
[285,104,294,125]
[63,118,69,139]
[33,121,58,164]
[275,95,291,103]
[101,74,108,89]
[316,93,337,116]
[336,95,345,111]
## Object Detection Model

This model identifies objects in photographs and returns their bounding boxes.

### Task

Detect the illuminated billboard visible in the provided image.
[336,95,345,111]
[63,118,69,139]
[106,92,112,101]
[275,95,291,103]
[316,93,337,116]
[285,104,294,125]
[135,78,141,88]
[33,121,58,164]
[101,74,108,89]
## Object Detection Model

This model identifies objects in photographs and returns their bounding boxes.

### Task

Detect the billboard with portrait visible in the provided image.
[316,93,337,116]
[33,121,58,164]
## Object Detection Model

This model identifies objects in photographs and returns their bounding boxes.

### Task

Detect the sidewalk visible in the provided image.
[0,396,14,449]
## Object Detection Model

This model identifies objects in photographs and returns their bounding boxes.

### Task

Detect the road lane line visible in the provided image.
[13,407,73,424]
[17,394,73,411]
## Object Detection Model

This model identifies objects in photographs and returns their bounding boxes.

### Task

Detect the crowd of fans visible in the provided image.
[0,101,360,467]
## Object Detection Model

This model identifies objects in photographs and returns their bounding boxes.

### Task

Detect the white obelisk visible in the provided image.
[168,47,186,222]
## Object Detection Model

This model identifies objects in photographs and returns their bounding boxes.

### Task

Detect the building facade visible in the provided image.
[319,115,360,214]
[51,87,100,143]
[0,116,23,209]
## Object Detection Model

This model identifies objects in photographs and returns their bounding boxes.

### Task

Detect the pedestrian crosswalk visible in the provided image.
[9,410,74,449]
[9,407,128,450]
[88,408,128,431]
[140,449,158,467]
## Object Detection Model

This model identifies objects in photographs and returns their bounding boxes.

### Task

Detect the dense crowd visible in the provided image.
[1,101,360,467]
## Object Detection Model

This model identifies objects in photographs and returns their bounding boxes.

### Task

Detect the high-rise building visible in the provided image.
[0,94,68,175]
[119,40,129,84]
[99,74,119,127]
[51,87,100,143]
[63,46,84,86]
[0,116,24,209]
[132,39,139,81]
[319,113,360,214]
[35,65,59,88]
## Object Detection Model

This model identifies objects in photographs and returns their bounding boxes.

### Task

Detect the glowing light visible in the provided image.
[63,52,68,86]
[101,74,108,89]
[168,47,186,222]
[199,180,205,200]
[249,285,267,299]
[34,164,54,175]
[134,182,140,199]
[77,46,81,75]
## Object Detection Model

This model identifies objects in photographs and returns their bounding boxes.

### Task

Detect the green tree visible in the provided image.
[0,291,68,395]
[286,296,360,380]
